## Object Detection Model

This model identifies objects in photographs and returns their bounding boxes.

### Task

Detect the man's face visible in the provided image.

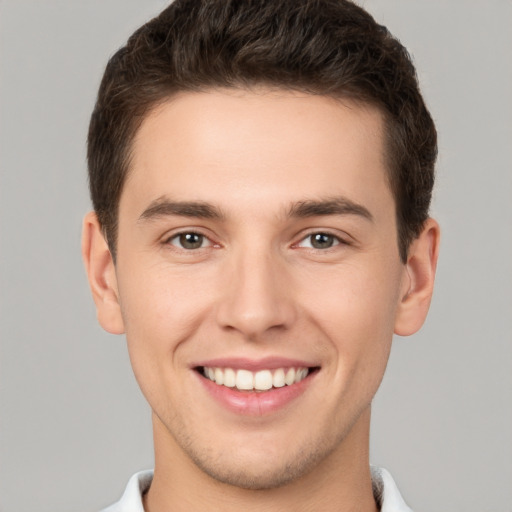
[112,89,409,488]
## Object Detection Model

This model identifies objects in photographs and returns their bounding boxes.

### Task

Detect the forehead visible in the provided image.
[123,88,392,218]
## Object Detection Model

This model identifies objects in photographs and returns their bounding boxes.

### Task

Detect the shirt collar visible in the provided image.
[102,466,413,511]
[371,466,413,512]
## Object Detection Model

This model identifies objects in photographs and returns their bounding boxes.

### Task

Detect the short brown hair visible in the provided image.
[88,0,437,262]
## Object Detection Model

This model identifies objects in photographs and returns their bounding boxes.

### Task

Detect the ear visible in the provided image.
[81,211,125,334]
[394,218,440,336]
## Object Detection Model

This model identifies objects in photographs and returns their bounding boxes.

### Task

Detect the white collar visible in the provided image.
[371,466,413,511]
[101,466,413,511]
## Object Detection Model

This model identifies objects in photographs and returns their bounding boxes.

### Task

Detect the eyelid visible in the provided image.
[169,233,211,249]
[162,228,219,249]
[293,229,352,249]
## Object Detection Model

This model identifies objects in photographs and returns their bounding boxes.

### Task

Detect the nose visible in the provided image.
[215,248,297,339]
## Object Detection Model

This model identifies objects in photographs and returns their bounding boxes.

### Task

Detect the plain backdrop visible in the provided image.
[1,1,511,511]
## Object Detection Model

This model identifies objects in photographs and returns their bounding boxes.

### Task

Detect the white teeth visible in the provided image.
[203,366,310,391]
[295,368,308,383]
[272,368,285,388]
[236,369,254,390]
[224,368,236,387]
[254,370,273,390]
[214,367,224,385]
[284,368,296,385]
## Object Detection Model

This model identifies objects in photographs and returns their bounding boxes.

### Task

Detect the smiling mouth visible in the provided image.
[197,366,319,392]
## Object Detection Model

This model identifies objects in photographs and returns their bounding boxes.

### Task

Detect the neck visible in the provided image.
[144,407,378,512]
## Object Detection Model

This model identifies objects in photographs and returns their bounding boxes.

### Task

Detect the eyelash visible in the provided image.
[163,230,349,252]
[164,231,214,250]
[294,231,349,251]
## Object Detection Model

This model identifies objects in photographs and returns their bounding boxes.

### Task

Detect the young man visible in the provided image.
[82,0,439,510]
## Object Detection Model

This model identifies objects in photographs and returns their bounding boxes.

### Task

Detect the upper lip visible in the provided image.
[193,356,319,372]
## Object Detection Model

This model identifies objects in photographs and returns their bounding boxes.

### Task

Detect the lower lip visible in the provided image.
[196,371,316,416]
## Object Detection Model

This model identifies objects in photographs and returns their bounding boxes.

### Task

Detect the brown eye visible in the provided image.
[169,232,208,249]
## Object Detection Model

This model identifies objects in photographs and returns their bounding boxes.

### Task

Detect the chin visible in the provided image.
[185,434,337,490]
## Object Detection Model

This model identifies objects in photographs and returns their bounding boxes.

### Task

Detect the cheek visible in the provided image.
[300,260,402,372]
[305,260,401,327]
[114,261,214,394]
[309,271,399,417]
[118,259,215,339]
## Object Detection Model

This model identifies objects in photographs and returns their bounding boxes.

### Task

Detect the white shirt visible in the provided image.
[101,466,413,511]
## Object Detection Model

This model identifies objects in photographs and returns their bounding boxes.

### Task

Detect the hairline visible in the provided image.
[106,85,405,262]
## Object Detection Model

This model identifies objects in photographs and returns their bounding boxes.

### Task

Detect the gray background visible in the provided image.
[1,1,511,510]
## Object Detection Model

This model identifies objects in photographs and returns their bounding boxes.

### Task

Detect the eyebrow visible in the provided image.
[138,196,373,223]
[288,197,374,222]
[138,198,225,222]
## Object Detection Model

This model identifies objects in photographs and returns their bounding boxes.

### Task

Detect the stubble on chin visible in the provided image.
[173,418,357,491]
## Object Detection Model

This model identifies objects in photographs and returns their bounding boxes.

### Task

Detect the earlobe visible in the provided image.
[81,211,125,335]
[394,218,440,336]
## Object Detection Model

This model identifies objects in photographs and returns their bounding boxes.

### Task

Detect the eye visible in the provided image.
[167,232,211,250]
[298,232,341,249]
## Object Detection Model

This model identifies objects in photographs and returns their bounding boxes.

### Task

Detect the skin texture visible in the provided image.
[82,88,439,512]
